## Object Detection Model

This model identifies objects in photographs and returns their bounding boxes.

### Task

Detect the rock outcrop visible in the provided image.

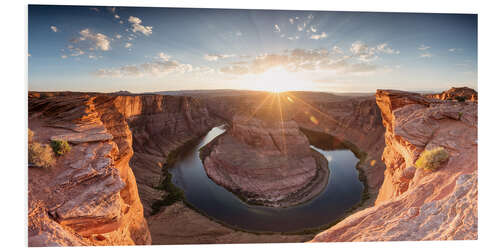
[426,86,477,102]
[28,93,151,246]
[202,116,328,207]
[28,92,223,245]
[310,89,477,242]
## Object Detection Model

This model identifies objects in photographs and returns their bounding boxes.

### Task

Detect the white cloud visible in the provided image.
[79,28,111,51]
[332,46,343,54]
[310,32,327,40]
[70,48,84,57]
[128,16,153,36]
[274,24,280,32]
[124,42,132,48]
[310,26,317,33]
[418,45,431,50]
[289,18,294,24]
[157,52,170,61]
[287,36,299,40]
[217,48,380,76]
[298,23,305,31]
[114,14,120,19]
[235,31,242,36]
[95,55,192,78]
[419,52,433,58]
[204,53,236,61]
[115,34,122,39]
[350,41,377,62]
[50,26,58,32]
[377,43,400,54]
[61,55,67,59]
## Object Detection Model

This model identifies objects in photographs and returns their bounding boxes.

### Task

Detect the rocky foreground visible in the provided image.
[311,89,477,241]
[28,87,478,245]
[201,116,329,207]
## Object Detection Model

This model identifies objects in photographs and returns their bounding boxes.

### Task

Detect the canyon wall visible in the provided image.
[310,89,477,241]
[28,93,151,246]
[103,95,221,216]
[202,92,387,198]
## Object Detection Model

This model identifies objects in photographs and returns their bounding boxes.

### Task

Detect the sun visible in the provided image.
[247,67,310,93]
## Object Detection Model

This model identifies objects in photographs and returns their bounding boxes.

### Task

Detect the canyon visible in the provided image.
[201,115,329,207]
[27,87,477,245]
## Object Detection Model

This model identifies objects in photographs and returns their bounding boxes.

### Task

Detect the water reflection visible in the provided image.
[169,125,363,232]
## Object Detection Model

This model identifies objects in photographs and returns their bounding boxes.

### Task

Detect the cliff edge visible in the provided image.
[311,89,477,241]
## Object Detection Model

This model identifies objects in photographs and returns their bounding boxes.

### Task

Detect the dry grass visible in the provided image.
[415,147,449,171]
[29,142,56,168]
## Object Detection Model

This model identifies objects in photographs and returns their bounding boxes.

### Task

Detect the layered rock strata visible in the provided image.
[202,116,329,207]
[202,92,386,204]
[28,93,151,246]
[310,89,477,242]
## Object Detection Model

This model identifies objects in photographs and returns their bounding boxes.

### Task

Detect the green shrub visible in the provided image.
[415,147,449,171]
[29,142,56,168]
[50,140,71,156]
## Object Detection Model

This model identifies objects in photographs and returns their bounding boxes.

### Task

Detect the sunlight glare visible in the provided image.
[245,67,310,93]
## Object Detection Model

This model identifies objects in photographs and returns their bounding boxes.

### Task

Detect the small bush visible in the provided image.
[29,142,56,168]
[50,140,71,156]
[415,147,449,171]
[455,96,466,102]
[28,129,34,143]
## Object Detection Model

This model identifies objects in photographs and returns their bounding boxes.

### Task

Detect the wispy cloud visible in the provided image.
[310,32,327,40]
[377,43,400,54]
[124,42,132,48]
[418,45,431,50]
[204,53,236,61]
[128,16,153,36]
[95,52,192,78]
[78,28,111,51]
[274,24,280,32]
[50,25,58,32]
[419,52,433,58]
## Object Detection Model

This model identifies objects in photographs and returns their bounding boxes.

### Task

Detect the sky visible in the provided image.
[28,5,477,93]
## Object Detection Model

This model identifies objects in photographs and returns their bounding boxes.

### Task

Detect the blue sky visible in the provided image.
[28,5,477,93]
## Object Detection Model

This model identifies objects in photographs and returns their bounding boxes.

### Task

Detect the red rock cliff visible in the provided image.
[311,89,477,242]
[28,92,222,245]
[28,93,152,246]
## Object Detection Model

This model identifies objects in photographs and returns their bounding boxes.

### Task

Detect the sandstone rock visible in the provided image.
[426,87,477,102]
[202,116,328,207]
[148,202,313,244]
[28,93,151,246]
[310,89,477,242]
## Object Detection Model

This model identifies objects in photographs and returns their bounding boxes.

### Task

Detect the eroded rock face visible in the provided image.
[202,92,386,202]
[28,93,152,246]
[426,87,478,102]
[310,89,477,242]
[28,92,222,245]
[202,116,328,207]
[105,95,221,216]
